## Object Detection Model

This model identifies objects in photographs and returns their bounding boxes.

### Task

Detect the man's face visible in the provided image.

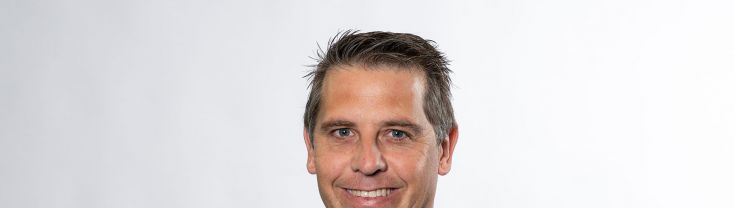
[303,65,457,208]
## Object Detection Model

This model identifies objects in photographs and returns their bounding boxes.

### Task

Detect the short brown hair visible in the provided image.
[304,30,456,145]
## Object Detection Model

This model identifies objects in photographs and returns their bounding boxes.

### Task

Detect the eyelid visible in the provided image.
[331,128,354,138]
[387,129,411,139]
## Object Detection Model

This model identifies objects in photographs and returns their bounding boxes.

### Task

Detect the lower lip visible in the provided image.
[341,188,399,207]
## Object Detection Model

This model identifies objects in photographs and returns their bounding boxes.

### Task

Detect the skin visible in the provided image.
[303,65,459,208]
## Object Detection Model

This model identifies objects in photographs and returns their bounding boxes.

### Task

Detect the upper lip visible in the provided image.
[342,187,397,191]
[337,178,402,191]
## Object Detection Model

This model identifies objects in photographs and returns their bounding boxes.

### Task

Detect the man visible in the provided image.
[302,31,459,208]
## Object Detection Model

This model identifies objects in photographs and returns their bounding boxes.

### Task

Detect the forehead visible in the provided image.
[319,65,427,121]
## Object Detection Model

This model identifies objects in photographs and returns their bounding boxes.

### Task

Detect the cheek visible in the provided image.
[314,150,352,204]
[314,148,351,178]
[385,147,438,180]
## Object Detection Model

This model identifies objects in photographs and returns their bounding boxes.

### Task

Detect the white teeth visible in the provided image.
[348,188,392,197]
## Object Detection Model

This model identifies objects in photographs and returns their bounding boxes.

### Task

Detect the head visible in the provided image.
[303,31,458,208]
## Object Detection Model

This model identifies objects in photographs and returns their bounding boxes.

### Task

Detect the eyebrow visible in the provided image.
[382,119,424,135]
[319,119,356,132]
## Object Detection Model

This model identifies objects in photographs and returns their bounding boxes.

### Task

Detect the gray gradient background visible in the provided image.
[1,0,734,207]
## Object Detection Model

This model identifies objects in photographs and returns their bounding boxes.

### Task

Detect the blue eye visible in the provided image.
[333,128,353,138]
[389,130,408,140]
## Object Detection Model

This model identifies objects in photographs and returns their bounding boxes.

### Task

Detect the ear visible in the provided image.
[438,126,458,175]
[304,128,317,174]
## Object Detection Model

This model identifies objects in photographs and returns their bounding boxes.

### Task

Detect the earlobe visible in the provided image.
[438,126,458,175]
[304,128,317,174]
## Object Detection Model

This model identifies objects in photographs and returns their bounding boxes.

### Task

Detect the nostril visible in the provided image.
[350,144,387,175]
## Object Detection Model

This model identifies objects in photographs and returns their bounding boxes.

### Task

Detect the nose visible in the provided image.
[350,137,386,175]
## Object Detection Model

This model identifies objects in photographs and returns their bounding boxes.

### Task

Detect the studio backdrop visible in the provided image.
[1,0,734,207]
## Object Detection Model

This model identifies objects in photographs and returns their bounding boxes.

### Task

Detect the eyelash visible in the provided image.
[330,129,411,141]
[331,128,354,138]
[387,129,410,140]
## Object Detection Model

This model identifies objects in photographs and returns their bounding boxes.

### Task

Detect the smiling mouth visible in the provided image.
[346,188,395,198]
